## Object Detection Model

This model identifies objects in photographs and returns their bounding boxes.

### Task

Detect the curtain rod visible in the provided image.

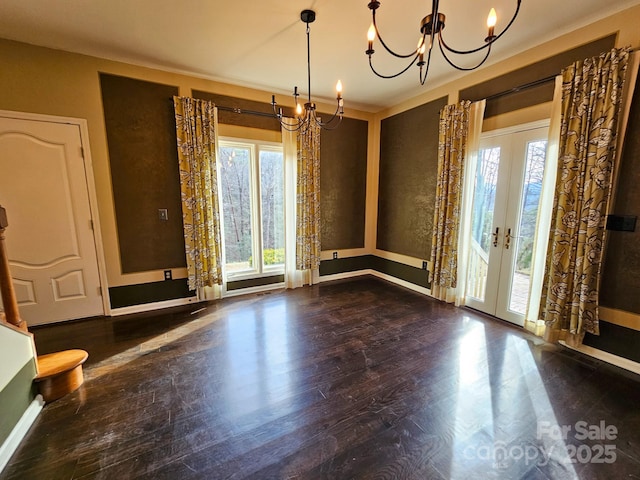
[484,47,640,103]
[216,105,279,119]
[483,75,557,102]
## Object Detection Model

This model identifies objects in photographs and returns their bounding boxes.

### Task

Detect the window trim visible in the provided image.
[218,136,285,282]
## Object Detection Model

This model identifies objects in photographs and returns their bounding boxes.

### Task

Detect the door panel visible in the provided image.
[0,116,103,325]
[466,124,548,326]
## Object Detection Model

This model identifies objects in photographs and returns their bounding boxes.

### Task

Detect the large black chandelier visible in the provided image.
[272,9,344,131]
[365,0,522,84]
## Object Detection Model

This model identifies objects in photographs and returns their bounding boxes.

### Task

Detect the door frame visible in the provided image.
[465,119,550,326]
[0,109,111,317]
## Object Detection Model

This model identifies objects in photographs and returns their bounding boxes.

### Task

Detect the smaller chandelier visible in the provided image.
[272,10,344,131]
[366,0,522,84]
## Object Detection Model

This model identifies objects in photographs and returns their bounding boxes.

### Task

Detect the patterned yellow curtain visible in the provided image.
[296,124,321,271]
[540,48,630,346]
[173,96,223,290]
[430,100,471,302]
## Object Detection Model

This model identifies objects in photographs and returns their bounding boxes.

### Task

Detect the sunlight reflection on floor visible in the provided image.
[448,318,578,478]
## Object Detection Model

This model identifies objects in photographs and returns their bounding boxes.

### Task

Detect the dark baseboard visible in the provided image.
[227,275,284,291]
[584,321,640,364]
[109,279,194,309]
[320,254,430,290]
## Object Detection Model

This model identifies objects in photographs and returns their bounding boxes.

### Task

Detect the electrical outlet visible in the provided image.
[164,270,172,280]
[159,208,168,221]
[333,252,338,260]
[422,261,428,270]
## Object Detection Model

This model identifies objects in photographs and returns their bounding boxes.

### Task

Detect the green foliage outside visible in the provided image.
[250,248,285,266]
[264,248,285,265]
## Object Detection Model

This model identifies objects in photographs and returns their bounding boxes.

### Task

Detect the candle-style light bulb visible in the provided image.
[487,8,497,39]
[336,80,343,99]
[367,24,376,42]
[367,24,376,53]
[417,37,426,64]
[487,8,497,27]
[296,103,303,116]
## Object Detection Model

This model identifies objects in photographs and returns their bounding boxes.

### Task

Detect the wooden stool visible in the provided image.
[35,349,88,402]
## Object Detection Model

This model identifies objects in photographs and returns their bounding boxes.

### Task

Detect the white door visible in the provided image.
[465,123,549,326]
[0,115,104,325]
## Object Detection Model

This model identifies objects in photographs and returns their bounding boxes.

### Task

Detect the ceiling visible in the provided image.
[1,0,639,111]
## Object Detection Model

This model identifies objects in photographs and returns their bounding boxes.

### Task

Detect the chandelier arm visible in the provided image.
[369,53,421,79]
[271,102,280,119]
[279,118,305,132]
[317,113,343,130]
[438,0,522,56]
[371,9,420,59]
[419,40,436,85]
[316,103,343,127]
[318,118,343,130]
[438,33,493,71]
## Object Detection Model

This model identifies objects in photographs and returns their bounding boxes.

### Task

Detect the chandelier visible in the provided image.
[271,10,344,131]
[365,0,522,84]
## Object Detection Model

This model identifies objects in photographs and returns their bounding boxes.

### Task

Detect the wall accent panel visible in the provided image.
[377,96,447,259]
[100,74,185,273]
[321,117,368,250]
[601,72,640,315]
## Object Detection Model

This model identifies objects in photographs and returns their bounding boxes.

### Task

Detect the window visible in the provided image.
[218,138,284,279]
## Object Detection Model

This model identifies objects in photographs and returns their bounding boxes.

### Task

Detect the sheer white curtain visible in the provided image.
[524,77,562,335]
[454,100,486,305]
[282,119,313,288]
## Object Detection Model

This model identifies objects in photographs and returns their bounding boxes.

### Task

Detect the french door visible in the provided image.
[465,122,549,326]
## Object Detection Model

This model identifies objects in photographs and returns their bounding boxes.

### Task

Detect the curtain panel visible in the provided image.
[283,118,311,288]
[430,100,472,302]
[173,96,223,290]
[296,124,321,272]
[524,77,563,337]
[539,48,630,346]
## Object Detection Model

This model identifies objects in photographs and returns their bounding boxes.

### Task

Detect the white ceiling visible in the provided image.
[1,0,639,111]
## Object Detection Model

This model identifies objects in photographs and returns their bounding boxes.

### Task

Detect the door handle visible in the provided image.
[505,228,514,249]
[492,227,500,247]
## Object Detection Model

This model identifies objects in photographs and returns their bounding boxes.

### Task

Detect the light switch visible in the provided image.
[159,209,168,221]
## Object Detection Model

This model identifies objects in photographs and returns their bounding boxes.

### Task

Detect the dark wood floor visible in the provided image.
[2,276,640,479]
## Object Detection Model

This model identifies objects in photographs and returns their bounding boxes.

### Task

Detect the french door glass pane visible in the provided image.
[468,146,501,301]
[259,150,284,268]
[508,140,547,313]
[220,146,254,273]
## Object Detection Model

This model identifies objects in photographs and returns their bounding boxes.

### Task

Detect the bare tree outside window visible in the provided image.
[220,146,253,272]
[259,150,284,266]
[515,140,546,273]
[219,141,284,277]
[472,146,500,253]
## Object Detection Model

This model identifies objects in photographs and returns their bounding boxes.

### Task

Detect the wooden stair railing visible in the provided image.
[0,205,26,332]
[0,205,88,402]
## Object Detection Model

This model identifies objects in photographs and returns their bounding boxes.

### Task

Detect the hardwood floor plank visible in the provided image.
[2,276,639,479]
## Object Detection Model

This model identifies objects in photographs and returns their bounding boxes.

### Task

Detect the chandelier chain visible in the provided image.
[271,10,344,132]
